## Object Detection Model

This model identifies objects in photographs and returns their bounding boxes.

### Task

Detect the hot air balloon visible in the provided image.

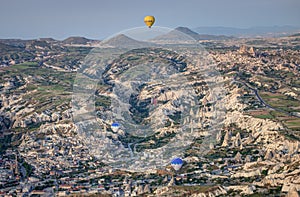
[144,16,155,28]
[171,157,183,171]
[111,122,120,132]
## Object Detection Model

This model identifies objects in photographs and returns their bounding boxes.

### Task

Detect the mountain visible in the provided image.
[0,39,33,47]
[38,38,57,43]
[153,27,233,42]
[174,27,200,40]
[151,27,198,43]
[176,27,233,40]
[0,37,91,46]
[289,32,300,37]
[62,36,93,45]
[193,25,300,37]
[0,43,23,56]
[100,34,155,48]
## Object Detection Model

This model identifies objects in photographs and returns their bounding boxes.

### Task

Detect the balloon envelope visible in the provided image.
[144,16,155,28]
[171,158,183,171]
[111,122,120,132]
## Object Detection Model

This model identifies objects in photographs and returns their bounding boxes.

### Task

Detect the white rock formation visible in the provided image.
[222,130,231,147]
[216,130,222,143]
[233,132,242,147]
[264,149,274,160]
[144,184,151,193]
[245,155,252,163]
[234,152,243,163]
[168,176,175,186]
[231,169,261,178]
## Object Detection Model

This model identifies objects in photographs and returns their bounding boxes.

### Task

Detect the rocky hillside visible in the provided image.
[62,36,94,45]
[0,35,300,196]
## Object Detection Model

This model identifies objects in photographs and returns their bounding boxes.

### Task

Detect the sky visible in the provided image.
[0,0,300,40]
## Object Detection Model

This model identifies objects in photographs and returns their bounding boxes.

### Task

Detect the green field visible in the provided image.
[285,120,300,130]
[9,62,38,69]
[260,92,300,112]
[171,185,216,194]
[2,61,75,117]
[253,113,275,119]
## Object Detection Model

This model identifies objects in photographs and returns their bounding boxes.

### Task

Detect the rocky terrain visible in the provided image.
[0,31,300,196]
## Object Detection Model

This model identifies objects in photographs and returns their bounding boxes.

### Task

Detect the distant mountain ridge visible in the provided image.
[1,25,299,46]
[0,36,94,46]
[193,25,300,37]
[0,42,24,55]
[289,32,300,37]
[0,39,32,47]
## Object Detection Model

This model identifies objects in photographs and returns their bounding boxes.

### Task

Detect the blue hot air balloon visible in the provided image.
[171,157,183,171]
[111,122,120,132]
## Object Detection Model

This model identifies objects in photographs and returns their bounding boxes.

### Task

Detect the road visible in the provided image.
[233,74,300,118]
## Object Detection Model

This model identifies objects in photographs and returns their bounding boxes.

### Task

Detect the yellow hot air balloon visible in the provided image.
[144,16,155,28]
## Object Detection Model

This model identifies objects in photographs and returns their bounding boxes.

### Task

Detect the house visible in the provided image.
[59,184,72,190]
[57,190,69,196]
[30,190,46,195]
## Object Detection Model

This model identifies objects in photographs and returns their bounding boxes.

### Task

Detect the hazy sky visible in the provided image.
[1,0,299,40]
